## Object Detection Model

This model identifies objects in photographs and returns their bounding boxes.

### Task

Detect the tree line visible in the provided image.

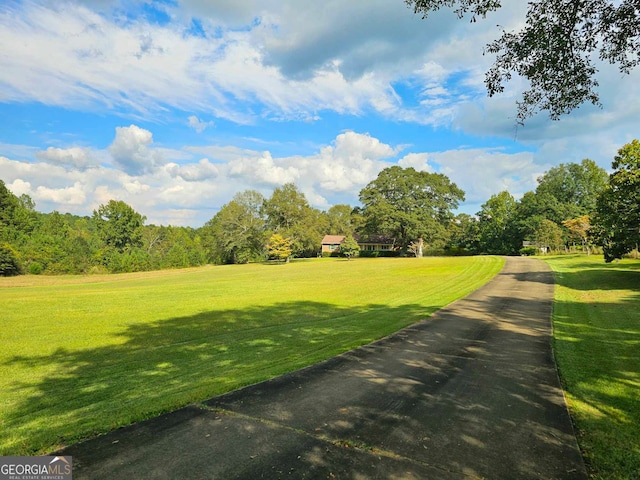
[1,139,638,275]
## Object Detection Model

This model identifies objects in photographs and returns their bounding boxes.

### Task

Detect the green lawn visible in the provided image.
[0,256,503,455]
[544,255,640,480]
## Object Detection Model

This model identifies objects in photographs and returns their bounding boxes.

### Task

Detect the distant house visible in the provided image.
[356,234,396,252]
[321,234,397,254]
[321,235,346,254]
[523,240,547,254]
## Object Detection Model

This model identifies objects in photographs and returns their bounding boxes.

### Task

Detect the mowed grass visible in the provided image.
[544,255,640,479]
[0,256,503,455]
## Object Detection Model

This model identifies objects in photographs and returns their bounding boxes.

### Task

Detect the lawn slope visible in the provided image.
[0,256,503,455]
[545,255,640,480]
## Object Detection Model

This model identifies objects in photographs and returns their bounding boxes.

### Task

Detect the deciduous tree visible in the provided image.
[324,204,360,236]
[406,0,640,122]
[264,184,325,257]
[339,235,361,259]
[536,159,608,215]
[563,215,592,254]
[476,191,519,254]
[93,200,146,253]
[203,190,267,264]
[267,233,292,262]
[359,166,464,252]
[446,213,480,254]
[534,219,565,253]
[0,244,21,276]
[594,139,640,262]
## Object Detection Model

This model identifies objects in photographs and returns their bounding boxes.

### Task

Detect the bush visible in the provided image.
[445,247,472,256]
[423,248,446,257]
[28,262,43,275]
[378,250,401,257]
[359,250,401,258]
[0,244,22,276]
[520,247,537,256]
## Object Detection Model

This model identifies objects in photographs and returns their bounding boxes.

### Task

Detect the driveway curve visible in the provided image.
[63,257,587,479]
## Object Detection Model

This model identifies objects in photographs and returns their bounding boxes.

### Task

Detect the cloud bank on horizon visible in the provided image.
[1,0,638,226]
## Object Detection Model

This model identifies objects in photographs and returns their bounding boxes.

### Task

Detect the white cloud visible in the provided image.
[165,159,219,182]
[398,152,433,172]
[34,182,86,205]
[188,115,214,133]
[0,129,571,226]
[108,125,162,175]
[333,131,396,160]
[7,178,32,196]
[228,151,299,186]
[428,148,547,206]
[0,1,478,125]
[36,146,95,169]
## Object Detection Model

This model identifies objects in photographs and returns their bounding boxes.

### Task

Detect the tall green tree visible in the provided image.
[324,204,360,236]
[594,139,640,262]
[446,213,480,254]
[0,180,37,243]
[407,0,640,122]
[536,159,608,214]
[0,244,21,276]
[476,191,520,254]
[563,215,592,254]
[359,166,464,251]
[534,219,565,253]
[514,191,572,243]
[203,190,267,264]
[264,184,324,257]
[263,183,310,232]
[93,200,146,253]
[0,180,21,240]
[22,212,93,274]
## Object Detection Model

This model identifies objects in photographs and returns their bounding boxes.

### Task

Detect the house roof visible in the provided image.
[321,235,346,245]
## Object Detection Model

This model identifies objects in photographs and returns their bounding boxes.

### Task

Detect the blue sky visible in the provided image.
[1,0,639,226]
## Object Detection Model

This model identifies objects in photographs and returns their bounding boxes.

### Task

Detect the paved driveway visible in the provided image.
[62,257,587,479]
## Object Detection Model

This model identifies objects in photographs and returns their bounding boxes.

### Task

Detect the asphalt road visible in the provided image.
[62,256,587,479]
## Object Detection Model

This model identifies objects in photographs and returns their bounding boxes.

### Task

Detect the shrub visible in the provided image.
[0,244,22,276]
[28,262,43,275]
[520,247,537,256]
[445,247,471,256]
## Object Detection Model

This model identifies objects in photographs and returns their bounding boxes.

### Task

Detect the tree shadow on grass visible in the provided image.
[5,257,597,480]
[553,258,640,291]
[54,292,589,480]
[553,292,640,478]
[1,300,433,455]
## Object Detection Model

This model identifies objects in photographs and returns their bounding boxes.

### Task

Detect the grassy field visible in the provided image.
[544,255,640,480]
[0,256,503,455]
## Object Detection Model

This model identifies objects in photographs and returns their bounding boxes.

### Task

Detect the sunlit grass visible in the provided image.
[0,256,503,455]
[544,255,640,480]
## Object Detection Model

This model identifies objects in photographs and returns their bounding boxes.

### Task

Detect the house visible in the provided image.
[356,234,396,252]
[321,235,346,254]
[321,234,397,254]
